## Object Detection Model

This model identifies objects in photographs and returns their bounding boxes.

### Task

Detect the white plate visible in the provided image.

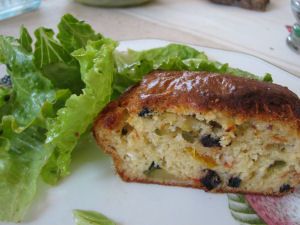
[3,39,300,225]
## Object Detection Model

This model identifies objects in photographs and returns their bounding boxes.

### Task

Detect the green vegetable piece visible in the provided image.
[0,36,55,129]
[154,128,162,136]
[181,131,195,143]
[113,43,270,96]
[0,117,53,222]
[113,44,208,94]
[267,160,286,173]
[34,27,72,68]
[19,25,32,52]
[263,73,273,82]
[42,39,117,184]
[73,210,116,225]
[42,61,84,95]
[227,194,266,225]
[57,14,103,53]
[34,25,84,94]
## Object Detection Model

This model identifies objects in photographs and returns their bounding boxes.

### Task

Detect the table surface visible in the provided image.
[0,0,299,78]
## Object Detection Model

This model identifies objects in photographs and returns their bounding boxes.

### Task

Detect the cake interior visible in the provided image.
[106,109,300,194]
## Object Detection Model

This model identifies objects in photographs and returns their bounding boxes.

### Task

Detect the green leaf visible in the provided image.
[227,194,266,225]
[34,26,84,94]
[0,36,55,129]
[0,117,53,222]
[19,26,32,53]
[113,44,266,95]
[42,39,117,184]
[73,210,116,225]
[42,62,84,94]
[57,14,102,53]
[113,44,206,94]
[263,73,273,82]
[34,27,72,69]
[224,67,260,79]
[0,14,107,222]
[0,34,75,222]
[115,44,207,79]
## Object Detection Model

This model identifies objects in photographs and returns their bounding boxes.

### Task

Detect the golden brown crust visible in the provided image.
[96,71,300,132]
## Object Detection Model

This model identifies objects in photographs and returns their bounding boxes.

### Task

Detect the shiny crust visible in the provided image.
[94,71,300,195]
[97,71,300,131]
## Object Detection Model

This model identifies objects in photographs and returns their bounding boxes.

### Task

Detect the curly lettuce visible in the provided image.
[0,118,52,222]
[113,44,271,95]
[42,39,117,184]
[0,36,55,130]
[0,14,114,221]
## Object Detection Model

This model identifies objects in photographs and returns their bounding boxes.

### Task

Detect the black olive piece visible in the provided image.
[121,127,128,136]
[148,161,161,171]
[144,161,161,175]
[200,134,221,147]
[121,124,133,136]
[228,177,241,188]
[209,121,222,129]
[200,169,221,190]
[138,107,152,117]
[0,75,12,86]
[279,184,292,193]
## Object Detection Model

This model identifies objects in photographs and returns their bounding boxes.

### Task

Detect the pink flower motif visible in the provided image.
[246,189,300,225]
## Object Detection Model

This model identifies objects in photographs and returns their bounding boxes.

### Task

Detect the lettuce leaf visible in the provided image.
[113,44,267,95]
[0,15,109,220]
[34,27,72,68]
[42,39,117,184]
[34,27,84,94]
[19,26,32,53]
[32,14,103,96]
[0,36,53,222]
[0,118,52,222]
[0,35,55,130]
[57,14,103,54]
[113,44,207,94]
[73,210,116,225]
[0,21,113,218]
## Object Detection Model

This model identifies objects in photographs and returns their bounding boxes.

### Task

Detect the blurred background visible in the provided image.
[0,0,299,76]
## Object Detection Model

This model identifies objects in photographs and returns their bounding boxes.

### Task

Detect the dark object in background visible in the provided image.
[209,0,270,11]
[287,0,300,54]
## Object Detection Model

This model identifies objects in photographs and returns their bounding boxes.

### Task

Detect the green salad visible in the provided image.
[0,14,272,222]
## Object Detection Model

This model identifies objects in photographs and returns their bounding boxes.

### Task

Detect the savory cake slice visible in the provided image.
[93,71,300,195]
